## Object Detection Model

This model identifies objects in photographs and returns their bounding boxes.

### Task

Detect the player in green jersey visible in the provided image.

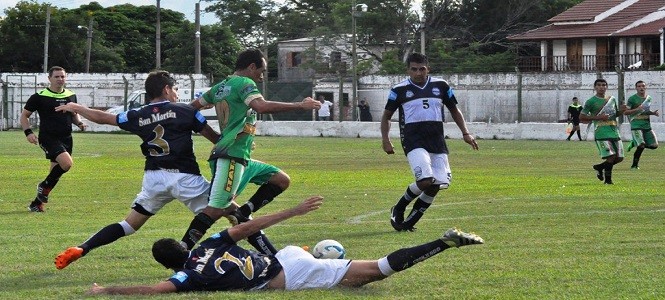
[179,49,321,249]
[623,80,659,170]
[579,78,625,185]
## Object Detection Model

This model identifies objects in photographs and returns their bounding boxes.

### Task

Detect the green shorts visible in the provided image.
[237,159,281,195]
[631,129,658,149]
[208,158,280,209]
[594,139,624,159]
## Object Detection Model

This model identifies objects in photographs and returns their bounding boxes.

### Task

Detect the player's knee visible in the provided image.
[270,171,290,190]
[415,178,435,190]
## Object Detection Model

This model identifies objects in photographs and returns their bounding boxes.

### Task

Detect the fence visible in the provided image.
[1,73,208,130]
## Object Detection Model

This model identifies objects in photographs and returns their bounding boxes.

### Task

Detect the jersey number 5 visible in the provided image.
[422,99,430,109]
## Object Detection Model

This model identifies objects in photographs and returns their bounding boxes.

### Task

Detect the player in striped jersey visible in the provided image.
[381,53,478,232]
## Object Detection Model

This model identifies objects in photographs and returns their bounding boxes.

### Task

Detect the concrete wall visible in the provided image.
[84,120,665,142]
[2,72,209,108]
[315,70,665,124]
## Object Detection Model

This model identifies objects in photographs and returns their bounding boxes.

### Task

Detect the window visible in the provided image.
[287,52,302,67]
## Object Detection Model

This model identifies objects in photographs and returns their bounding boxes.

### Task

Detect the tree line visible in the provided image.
[0,0,582,80]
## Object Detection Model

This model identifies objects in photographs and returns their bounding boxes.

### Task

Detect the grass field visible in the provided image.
[1,130,664,299]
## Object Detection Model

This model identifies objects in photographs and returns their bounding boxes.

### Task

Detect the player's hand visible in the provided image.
[620,104,628,111]
[597,114,609,121]
[26,133,38,145]
[86,283,105,295]
[301,97,322,110]
[54,102,80,113]
[464,134,479,150]
[653,110,660,117]
[292,196,323,216]
[382,140,394,154]
[77,122,88,132]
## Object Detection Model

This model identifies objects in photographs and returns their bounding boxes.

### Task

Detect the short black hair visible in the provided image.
[594,78,607,86]
[235,48,265,71]
[144,70,176,103]
[152,238,189,270]
[48,66,65,77]
[406,53,428,66]
[635,80,645,87]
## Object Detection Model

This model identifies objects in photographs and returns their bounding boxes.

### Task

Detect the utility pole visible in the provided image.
[43,6,51,72]
[156,0,161,69]
[194,2,201,73]
[85,17,93,73]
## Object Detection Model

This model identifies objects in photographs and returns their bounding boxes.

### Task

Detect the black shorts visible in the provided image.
[38,134,73,162]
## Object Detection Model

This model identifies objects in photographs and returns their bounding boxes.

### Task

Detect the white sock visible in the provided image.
[119,220,136,236]
[378,257,395,276]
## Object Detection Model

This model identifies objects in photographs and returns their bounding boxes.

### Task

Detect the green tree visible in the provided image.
[162,23,241,80]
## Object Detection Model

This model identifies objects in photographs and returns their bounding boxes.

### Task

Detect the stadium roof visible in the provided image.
[508,0,665,41]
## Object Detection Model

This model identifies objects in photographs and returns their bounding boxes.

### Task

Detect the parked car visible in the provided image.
[105,88,216,119]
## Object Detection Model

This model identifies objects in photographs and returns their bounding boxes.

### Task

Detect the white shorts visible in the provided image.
[132,170,210,215]
[406,148,452,188]
[275,246,352,290]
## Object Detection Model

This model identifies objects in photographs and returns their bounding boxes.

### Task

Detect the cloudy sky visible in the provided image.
[0,0,219,24]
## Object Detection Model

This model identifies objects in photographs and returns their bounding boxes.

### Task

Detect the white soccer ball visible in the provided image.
[312,239,346,259]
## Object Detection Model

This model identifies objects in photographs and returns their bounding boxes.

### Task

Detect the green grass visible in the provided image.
[1,130,664,299]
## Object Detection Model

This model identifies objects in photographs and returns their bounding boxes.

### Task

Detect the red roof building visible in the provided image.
[508,0,665,72]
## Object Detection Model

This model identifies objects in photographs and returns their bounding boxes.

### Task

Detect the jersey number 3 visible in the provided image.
[147,124,170,156]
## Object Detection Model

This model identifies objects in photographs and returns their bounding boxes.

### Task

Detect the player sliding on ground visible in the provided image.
[85,196,484,295]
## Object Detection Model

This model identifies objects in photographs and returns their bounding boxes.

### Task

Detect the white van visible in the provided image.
[106,88,216,119]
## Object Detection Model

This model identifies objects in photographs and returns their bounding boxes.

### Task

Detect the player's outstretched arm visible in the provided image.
[86,281,177,295]
[55,103,118,126]
[227,196,323,242]
[249,96,321,114]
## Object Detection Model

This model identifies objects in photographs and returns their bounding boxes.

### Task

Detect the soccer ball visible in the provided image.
[311,239,346,259]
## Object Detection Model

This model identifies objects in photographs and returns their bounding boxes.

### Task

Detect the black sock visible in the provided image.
[386,239,449,272]
[576,130,582,140]
[403,198,432,228]
[246,231,278,255]
[604,164,613,183]
[239,183,283,217]
[633,147,644,166]
[395,185,420,212]
[181,213,215,249]
[567,130,575,140]
[79,223,126,256]
[594,161,611,170]
[44,165,67,189]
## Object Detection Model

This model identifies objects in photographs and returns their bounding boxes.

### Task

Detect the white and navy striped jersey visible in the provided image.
[385,76,458,155]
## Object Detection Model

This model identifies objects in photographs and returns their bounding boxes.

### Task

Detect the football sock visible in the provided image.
[603,163,613,183]
[247,230,278,255]
[181,213,215,249]
[593,161,611,170]
[44,164,67,189]
[379,239,449,275]
[395,183,422,212]
[576,130,582,140]
[567,130,575,140]
[632,147,644,166]
[239,183,283,217]
[79,222,133,256]
[403,196,433,228]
